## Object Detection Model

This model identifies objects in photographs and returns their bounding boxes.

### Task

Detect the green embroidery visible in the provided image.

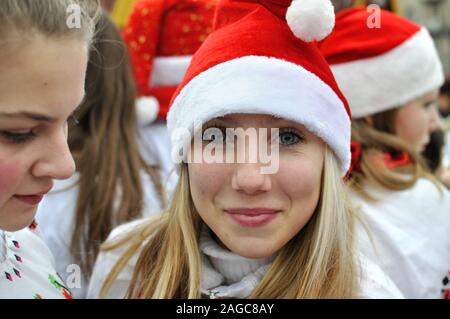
[48,274,69,291]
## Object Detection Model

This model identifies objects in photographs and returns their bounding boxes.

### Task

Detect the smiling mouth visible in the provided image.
[224,208,281,227]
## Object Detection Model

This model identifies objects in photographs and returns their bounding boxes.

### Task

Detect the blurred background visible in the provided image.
[99,0,450,75]
[99,0,450,183]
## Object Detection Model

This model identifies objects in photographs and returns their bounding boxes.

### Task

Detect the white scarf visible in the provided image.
[199,225,274,298]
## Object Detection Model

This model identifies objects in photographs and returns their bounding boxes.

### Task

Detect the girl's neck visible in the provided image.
[199,225,274,285]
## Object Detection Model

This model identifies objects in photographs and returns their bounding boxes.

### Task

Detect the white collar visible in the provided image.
[199,225,273,298]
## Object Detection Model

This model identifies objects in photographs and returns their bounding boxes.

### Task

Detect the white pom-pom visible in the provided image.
[135,96,159,127]
[286,0,335,42]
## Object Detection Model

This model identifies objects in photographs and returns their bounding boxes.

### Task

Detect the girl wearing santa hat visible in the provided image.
[0,0,97,299]
[319,7,450,299]
[87,0,402,299]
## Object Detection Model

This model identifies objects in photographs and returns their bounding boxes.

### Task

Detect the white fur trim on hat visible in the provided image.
[286,0,335,42]
[150,55,192,86]
[136,96,159,126]
[167,55,351,176]
[331,28,445,119]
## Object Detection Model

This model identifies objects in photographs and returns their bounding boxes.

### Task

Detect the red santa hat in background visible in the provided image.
[319,6,445,119]
[123,0,217,126]
[167,0,353,176]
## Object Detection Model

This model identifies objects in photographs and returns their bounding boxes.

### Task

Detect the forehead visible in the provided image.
[0,34,88,117]
[206,113,304,128]
[420,89,439,102]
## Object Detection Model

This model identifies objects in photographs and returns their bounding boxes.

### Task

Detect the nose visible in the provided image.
[232,163,272,195]
[428,105,443,132]
[32,129,76,180]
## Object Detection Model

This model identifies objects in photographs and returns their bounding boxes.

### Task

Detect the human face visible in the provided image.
[0,35,88,231]
[188,114,325,259]
[395,90,441,153]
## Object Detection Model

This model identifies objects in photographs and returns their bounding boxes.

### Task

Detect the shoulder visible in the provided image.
[351,177,450,213]
[410,178,449,198]
[1,228,71,299]
[86,218,154,299]
[12,226,52,256]
[357,253,404,299]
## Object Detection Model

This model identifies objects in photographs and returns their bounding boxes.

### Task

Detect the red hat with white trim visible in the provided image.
[167,0,353,175]
[319,6,444,119]
[123,0,217,125]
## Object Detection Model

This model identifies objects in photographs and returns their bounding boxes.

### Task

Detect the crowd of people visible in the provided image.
[0,0,449,299]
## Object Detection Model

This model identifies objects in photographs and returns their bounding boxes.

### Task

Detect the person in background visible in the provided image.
[36,12,173,299]
[0,0,97,299]
[320,7,450,298]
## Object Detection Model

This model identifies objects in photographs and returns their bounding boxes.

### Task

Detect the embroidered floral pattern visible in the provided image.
[28,220,38,231]
[2,236,23,282]
[48,274,73,299]
[1,230,73,299]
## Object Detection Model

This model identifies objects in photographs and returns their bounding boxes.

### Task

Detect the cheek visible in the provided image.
[188,163,229,209]
[278,155,323,212]
[0,161,23,202]
[285,167,321,199]
[396,107,428,139]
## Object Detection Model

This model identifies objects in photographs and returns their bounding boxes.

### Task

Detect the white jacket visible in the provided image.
[0,226,72,299]
[351,177,450,299]
[87,219,403,299]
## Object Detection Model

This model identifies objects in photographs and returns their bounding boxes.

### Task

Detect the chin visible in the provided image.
[0,206,37,232]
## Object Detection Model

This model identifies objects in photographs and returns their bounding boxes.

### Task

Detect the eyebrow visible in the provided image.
[0,111,56,122]
[0,92,87,123]
[211,115,281,127]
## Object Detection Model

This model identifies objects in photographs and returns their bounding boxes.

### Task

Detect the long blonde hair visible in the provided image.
[100,146,359,298]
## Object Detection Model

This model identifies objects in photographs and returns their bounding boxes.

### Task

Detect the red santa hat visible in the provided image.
[319,7,445,119]
[123,0,217,125]
[167,0,353,175]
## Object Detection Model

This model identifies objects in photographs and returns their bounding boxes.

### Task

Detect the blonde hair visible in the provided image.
[100,146,359,298]
[0,0,98,46]
[348,110,439,200]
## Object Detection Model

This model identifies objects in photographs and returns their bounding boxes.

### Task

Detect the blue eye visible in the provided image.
[1,131,36,144]
[278,130,303,146]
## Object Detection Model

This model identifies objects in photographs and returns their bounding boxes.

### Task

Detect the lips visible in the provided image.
[13,186,51,206]
[14,195,44,206]
[225,208,281,227]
